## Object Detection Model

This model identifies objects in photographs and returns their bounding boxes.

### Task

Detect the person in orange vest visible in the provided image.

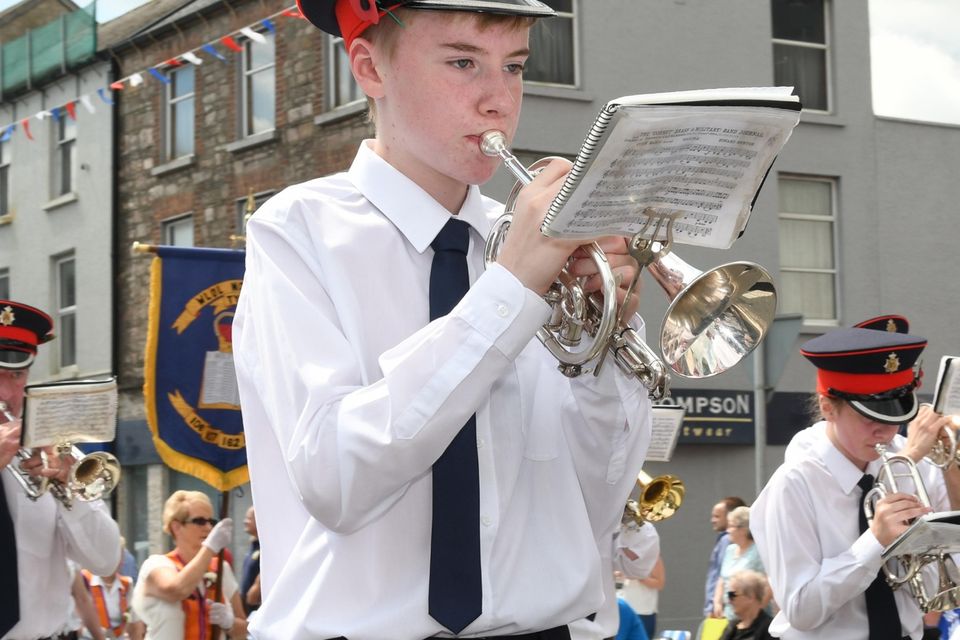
[81,540,145,640]
[130,491,246,640]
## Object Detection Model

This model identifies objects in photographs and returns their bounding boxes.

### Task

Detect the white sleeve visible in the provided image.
[613,522,660,579]
[58,498,121,576]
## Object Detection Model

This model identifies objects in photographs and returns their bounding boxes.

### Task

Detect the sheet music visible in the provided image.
[22,379,118,448]
[933,356,960,415]
[543,106,797,248]
[644,405,686,463]
[883,510,960,557]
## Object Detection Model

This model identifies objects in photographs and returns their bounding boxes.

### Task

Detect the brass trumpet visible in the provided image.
[479,131,777,400]
[622,470,685,527]
[0,400,121,509]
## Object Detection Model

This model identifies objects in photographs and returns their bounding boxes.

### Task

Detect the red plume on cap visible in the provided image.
[350,0,381,25]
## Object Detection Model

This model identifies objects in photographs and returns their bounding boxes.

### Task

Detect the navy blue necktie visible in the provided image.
[427,218,482,634]
[0,479,19,637]
[858,474,901,640]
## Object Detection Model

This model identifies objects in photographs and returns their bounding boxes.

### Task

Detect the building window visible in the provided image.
[242,32,276,136]
[0,268,9,299]
[778,176,837,323]
[326,36,362,109]
[162,213,194,247]
[235,191,273,236]
[771,0,829,112]
[167,66,195,159]
[0,138,10,215]
[525,0,576,86]
[55,253,76,368]
[53,116,77,197]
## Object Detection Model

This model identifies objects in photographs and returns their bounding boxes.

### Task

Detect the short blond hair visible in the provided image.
[162,490,212,534]
[728,505,751,538]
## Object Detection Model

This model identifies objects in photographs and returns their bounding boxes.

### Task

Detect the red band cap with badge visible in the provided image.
[296,0,556,50]
[0,300,55,370]
[853,314,910,334]
[800,327,926,425]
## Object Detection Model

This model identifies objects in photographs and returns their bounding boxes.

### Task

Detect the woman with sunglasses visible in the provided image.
[718,571,773,640]
[131,491,247,639]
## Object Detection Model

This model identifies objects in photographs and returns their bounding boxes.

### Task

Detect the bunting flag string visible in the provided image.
[0,4,306,143]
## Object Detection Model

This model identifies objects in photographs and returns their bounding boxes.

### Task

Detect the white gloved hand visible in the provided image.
[201,517,233,553]
[207,600,235,630]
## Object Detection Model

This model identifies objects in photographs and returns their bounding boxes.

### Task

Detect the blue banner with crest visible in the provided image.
[144,246,248,491]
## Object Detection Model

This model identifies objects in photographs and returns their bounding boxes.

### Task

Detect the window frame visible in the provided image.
[54,252,77,369]
[771,0,832,114]
[235,191,274,237]
[165,65,196,160]
[0,137,10,216]
[524,0,579,89]
[161,212,195,247]
[0,268,9,299]
[241,31,277,137]
[777,174,839,325]
[53,115,77,197]
[325,35,363,111]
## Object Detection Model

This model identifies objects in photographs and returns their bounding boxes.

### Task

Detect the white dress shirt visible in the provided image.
[753,430,950,640]
[1,473,120,640]
[233,141,652,640]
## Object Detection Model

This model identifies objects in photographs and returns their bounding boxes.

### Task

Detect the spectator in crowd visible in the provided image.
[704,497,746,617]
[131,490,246,639]
[713,506,767,621]
[240,505,261,616]
[621,554,664,639]
[718,570,773,640]
[80,547,144,640]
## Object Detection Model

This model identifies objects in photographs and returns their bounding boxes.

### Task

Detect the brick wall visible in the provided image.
[114,0,373,418]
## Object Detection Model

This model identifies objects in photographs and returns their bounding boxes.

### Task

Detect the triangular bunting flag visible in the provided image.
[20,118,32,141]
[148,68,171,84]
[65,101,77,120]
[97,88,115,105]
[131,73,144,86]
[80,95,96,114]
[0,124,14,143]
[221,35,244,52]
[261,18,276,32]
[240,27,267,43]
[201,43,227,62]
[110,80,125,90]
[182,51,204,65]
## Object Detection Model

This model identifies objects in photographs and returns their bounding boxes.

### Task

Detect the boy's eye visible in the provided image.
[505,63,525,75]
[452,59,474,70]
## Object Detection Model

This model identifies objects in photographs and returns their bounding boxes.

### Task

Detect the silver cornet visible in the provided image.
[864,443,960,612]
[479,130,777,399]
[0,400,121,509]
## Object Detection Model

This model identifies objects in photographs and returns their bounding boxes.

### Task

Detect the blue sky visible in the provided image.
[1,0,958,126]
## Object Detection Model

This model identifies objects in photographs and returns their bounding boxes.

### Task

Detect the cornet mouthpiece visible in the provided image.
[479,130,508,157]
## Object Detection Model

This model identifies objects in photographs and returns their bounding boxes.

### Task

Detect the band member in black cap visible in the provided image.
[0,300,121,640]
[233,1,653,638]
[752,326,959,639]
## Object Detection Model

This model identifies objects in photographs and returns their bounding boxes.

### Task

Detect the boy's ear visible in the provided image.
[349,38,384,99]
[819,395,838,420]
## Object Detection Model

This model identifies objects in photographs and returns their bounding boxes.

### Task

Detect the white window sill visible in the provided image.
[151,154,195,177]
[43,192,78,211]
[523,83,593,103]
[315,101,367,127]
[0,212,13,225]
[223,129,278,153]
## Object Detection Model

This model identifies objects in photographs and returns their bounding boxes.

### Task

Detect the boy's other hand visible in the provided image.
[495,158,583,295]
[568,236,642,319]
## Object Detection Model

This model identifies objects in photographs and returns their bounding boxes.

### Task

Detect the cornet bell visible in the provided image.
[655,256,777,378]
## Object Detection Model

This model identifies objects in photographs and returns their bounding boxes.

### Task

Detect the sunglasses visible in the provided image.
[727,591,739,600]
[183,517,218,527]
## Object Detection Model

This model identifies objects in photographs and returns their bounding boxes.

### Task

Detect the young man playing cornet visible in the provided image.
[233,1,654,638]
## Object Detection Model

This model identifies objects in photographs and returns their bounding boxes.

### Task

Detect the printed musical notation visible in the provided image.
[539,88,802,249]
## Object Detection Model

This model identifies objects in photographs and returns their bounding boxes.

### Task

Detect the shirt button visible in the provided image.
[481,516,493,527]
[476,437,485,448]
[496,304,509,318]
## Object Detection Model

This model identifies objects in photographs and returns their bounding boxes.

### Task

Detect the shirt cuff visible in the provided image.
[456,263,551,360]
[851,529,885,572]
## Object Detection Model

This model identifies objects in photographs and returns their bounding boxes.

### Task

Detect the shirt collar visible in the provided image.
[812,424,890,496]
[348,140,493,254]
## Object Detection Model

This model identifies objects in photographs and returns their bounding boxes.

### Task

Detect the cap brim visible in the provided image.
[849,392,918,425]
[0,349,34,370]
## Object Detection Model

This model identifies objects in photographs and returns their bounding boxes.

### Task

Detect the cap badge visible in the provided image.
[884,352,900,373]
[886,319,896,332]
[0,305,14,326]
